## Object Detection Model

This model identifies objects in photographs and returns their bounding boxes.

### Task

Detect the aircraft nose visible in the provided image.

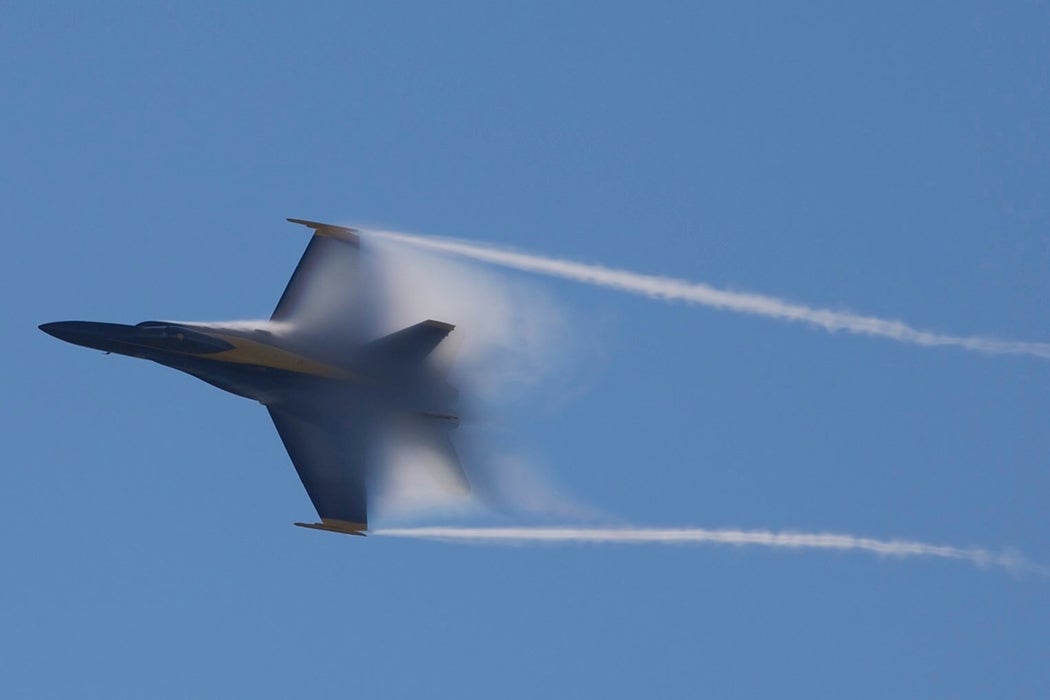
[39,321,88,343]
[39,321,138,352]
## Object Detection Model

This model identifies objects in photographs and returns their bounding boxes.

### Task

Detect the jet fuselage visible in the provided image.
[38,320,457,420]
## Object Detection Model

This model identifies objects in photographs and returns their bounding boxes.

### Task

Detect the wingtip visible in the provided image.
[286,218,361,243]
[294,520,368,537]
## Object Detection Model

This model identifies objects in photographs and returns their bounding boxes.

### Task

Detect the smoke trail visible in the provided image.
[375,526,1046,575]
[367,230,1050,361]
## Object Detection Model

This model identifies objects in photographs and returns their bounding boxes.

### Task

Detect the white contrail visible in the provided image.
[367,230,1050,360]
[375,526,1045,575]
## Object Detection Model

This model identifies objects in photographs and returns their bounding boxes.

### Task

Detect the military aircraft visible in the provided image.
[39,218,466,536]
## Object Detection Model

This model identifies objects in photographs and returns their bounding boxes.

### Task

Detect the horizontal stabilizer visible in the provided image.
[361,320,455,368]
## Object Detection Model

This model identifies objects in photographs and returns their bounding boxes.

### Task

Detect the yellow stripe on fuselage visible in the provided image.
[207,333,354,379]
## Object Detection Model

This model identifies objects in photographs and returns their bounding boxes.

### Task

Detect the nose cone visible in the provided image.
[39,321,140,354]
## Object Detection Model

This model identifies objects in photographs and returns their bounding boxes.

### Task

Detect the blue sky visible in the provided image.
[4,2,1049,697]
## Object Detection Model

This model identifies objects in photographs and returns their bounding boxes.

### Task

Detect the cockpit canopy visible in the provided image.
[135,322,235,354]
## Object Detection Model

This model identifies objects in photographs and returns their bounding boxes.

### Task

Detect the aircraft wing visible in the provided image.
[272,219,366,346]
[268,404,373,534]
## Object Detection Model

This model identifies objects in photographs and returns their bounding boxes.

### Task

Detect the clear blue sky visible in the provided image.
[4,2,1049,697]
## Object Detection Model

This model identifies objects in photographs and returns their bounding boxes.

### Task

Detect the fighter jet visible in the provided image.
[39,218,466,536]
